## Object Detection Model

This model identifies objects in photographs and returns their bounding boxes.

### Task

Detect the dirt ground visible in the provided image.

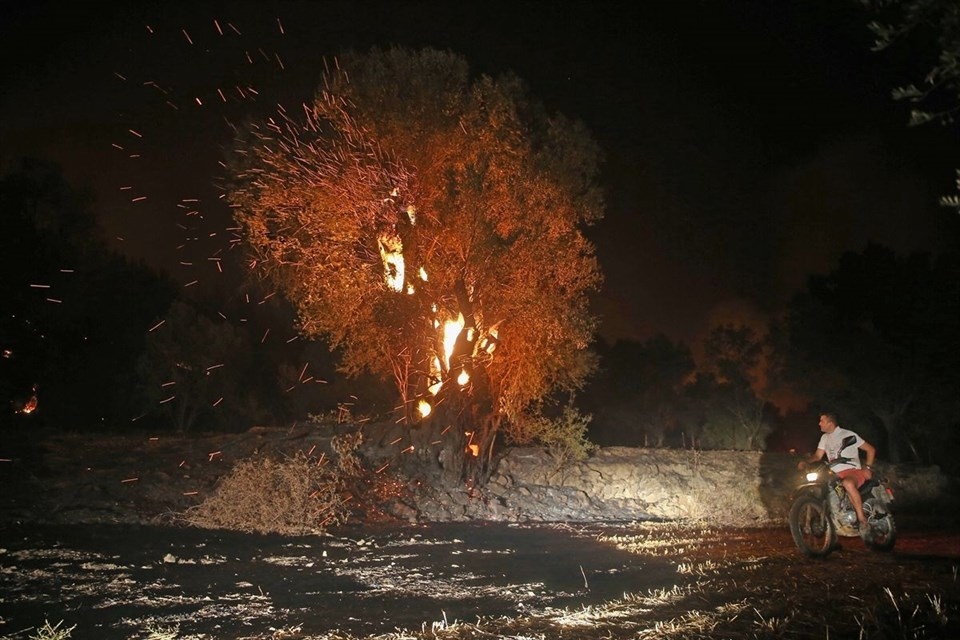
[2,427,960,639]
[1,518,959,639]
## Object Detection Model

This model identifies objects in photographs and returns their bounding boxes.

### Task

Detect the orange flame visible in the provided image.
[18,385,38,414]
[417,399,432,418]
[443,314,464,368]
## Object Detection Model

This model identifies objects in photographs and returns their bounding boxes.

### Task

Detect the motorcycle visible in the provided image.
[789,455,897,558]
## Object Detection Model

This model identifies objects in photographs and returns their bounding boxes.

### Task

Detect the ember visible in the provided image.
[17,385,38,415]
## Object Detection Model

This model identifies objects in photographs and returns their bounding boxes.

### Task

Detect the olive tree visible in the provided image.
[226,47,604,480]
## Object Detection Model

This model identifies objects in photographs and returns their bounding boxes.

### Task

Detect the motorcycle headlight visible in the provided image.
[805,471,819,482]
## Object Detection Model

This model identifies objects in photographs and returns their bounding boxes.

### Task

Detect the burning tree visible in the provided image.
[226,47,603,480]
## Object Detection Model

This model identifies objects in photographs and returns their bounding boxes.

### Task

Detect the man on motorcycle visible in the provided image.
[797,412,877,536]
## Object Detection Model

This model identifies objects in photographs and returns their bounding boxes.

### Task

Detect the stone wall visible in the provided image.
[402,445,950,527]
[10,425,947,528]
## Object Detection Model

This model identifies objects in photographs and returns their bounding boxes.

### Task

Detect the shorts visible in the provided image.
[838,467,872,488]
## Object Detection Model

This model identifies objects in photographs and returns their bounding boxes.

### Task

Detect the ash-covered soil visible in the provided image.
[1,518,959,639]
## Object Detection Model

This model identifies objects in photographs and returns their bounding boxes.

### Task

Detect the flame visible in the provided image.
[428,354,443,395]
[457,369,470,386]
[18,385,38,414]
[417,399,432,418]
[378,233,404,292]
[480,325,499,354]
[443,314,464,368]
[465,430,479,457]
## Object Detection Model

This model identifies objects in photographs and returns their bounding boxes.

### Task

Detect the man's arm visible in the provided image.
[797,448,826,469]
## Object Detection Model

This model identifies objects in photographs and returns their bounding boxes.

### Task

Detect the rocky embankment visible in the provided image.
[407,447,794,526]
[0,424,950,528]
[393,445,949,527]
[359,422,950,527]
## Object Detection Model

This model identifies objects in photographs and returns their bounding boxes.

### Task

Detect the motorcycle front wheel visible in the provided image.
[789,495,836,558]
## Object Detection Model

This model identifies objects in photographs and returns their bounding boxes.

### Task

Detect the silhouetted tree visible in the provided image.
[0,158,176,429]
[584,336,694,447]
[689,324,773,451]
[136,301,276,432]
[783,243,960,464]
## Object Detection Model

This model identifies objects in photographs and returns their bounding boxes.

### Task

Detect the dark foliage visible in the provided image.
[0,158,178,430]
[783,242,960,470]
[583,335,695,447]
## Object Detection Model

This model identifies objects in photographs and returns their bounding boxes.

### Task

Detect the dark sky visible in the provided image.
[2,1,958,345]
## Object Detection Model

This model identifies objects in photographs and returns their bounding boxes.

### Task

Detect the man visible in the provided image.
[798,412,876,534]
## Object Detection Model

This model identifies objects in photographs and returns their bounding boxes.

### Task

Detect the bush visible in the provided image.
[513,406,596,470]
[183,450,349,535]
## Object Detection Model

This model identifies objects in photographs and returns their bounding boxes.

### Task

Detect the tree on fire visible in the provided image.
[225,47,604,480]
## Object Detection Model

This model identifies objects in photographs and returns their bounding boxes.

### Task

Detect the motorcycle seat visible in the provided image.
[859,478,880,495]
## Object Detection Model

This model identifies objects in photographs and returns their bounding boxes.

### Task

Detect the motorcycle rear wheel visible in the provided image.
[864,501,897,551]
[789,495,836,558]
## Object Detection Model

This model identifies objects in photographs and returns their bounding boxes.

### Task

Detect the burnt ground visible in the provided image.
[1,428,960,639]
[1,518,959,639]
[0,520,670,639]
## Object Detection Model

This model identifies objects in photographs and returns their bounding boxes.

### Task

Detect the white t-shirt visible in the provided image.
[817,427,864,472]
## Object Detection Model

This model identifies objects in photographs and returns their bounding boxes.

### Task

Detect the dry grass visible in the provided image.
[11,583,955,640]
[232,583,953,639]
[2,620,76,640]
[181,450,350,535]
[179,430,412,535]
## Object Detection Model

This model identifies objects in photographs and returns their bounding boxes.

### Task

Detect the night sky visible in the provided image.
[2,1,958,346]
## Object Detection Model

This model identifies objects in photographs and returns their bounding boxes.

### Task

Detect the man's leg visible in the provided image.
[842,476,867,526]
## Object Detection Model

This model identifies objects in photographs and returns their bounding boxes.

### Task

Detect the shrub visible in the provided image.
[183,450,349,535]
[511,405,596,470]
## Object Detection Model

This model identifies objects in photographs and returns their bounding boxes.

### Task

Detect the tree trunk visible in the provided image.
[422,374,500,487]
[875,410,903,463]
